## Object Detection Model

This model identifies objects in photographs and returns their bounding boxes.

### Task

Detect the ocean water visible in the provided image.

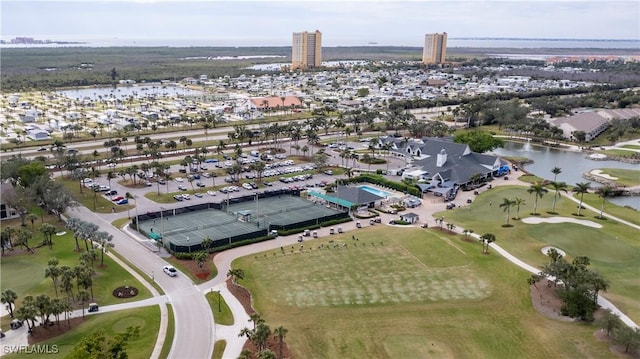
[1,37,638,50]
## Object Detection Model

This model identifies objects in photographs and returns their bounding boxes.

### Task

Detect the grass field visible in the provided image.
[234,226,616,358]
[439,185,640,323]
[594,168,640,187]
[206,291,233,326]
[4,306,160,359]
[0,224,152,311]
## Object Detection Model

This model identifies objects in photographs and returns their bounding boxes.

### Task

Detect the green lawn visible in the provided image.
[206,291,234,325]
[234,226,615,358]
[0,227,152,312]
[5,306,160,359]
[439,185,640,323]
[593,168,640,187]
[577,192,640,226]
[212,340,227,359]
[620,144,640,150]
[158,304,175,359]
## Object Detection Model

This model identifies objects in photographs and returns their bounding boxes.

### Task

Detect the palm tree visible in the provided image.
[499,198,515,226]
[551,166,562,182]
[572,182,591,216]
[549,181,568,214]
[78,289,90,318]
[26,213,38,231]
[595,185,615,219]
[480,233,496,254]
[513,197,526,219]
[227,268,245,284]
[527,181,548,215]
[1,289,18,318]
[45,257,61,297]
[273,326,288,359]
[41,223,57,249]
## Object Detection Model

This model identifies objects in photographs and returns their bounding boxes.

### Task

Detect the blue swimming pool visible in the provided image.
[359,185,392,198]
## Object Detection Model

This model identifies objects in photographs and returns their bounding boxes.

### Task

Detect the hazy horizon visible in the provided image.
[2,1,639,47]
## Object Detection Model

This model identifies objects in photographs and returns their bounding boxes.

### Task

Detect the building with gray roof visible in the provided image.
[381,137,505,195]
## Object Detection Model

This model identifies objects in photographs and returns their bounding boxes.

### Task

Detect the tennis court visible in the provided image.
[136,194,348,252]
[228,196,343,228]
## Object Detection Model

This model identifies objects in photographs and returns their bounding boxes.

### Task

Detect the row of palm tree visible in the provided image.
[500,177,615,225]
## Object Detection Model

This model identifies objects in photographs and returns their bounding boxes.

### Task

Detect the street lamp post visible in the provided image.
[187,237,190,254]
[160,206,166,250]
[134,195,139,228]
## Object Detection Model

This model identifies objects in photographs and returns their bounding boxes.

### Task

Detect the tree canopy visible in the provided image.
[453,131,504,153]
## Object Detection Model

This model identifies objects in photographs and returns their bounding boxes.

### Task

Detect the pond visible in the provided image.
[491,141,639,210]
[56,83,203,100]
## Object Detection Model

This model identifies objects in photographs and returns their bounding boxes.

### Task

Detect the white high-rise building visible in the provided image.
[292,30,322,70]
[423,32,447,64]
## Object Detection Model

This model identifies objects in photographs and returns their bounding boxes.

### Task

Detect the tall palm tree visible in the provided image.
[549,181,568,213]
[595,185,615,219]
[551,166,562,182]
[527,181,548,215]
[273,326,288,359]
[480,233,496,254]
[1,289,18,318]
[513,197,526,219]
[572,182,591,216]
[499,198,516,226]
[45,257,61,297]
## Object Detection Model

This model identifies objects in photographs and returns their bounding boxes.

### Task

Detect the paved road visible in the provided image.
[69,206,215,359]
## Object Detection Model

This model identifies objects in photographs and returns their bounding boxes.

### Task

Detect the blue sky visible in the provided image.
[2,1,639,46]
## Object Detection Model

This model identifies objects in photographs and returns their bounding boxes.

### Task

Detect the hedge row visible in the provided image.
[340,174,422,197]
[172,235,277,258]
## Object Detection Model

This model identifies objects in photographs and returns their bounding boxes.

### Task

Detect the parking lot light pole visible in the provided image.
[160,207,166,250]
[134,195,139,228]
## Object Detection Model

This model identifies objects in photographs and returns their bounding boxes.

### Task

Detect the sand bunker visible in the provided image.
[541,246,567,257]
[521,216,602,228]
[590,169,618,180]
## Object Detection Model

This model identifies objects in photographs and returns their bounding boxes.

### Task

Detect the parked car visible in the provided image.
[175,177,184,182]
[249,182,258,189]
[204,159,218,163]
[196,182,206,188]
[173,195,184,201]
[207,190,217,196]
[242,183,253,190]
[178,168,187,173]
[104,190,118,196]
[37,147,47,151]
[163,265,177,277]
[323,170,333,175]
[194,193,203,198]
[111,196,124,201]
[192,174,201,179]
[116,199,129,205]
[178,185,187,191]
[144,181,152,187]
[157,179,166,185]
[182,194,191,200]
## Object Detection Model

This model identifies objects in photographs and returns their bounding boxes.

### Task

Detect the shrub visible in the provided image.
[390,219,410,225]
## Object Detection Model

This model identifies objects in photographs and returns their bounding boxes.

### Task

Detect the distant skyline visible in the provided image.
[2,1,639,47]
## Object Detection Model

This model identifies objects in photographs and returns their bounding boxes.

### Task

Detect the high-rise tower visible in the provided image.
[422,32,447,64]
[292,30,322,70]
